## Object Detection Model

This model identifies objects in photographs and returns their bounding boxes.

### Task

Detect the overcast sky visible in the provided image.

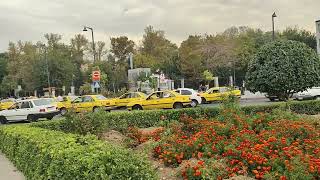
[0,0,319,52]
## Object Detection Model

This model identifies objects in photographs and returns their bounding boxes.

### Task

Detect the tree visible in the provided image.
[246,40,320,100]
[96,41,107,61]
[203,70,214,86]
[178,35,203,87]
[281,27,317,51]
[110,36,135,62]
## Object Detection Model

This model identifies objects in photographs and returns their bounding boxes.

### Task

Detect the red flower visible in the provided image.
[194,169,201,176]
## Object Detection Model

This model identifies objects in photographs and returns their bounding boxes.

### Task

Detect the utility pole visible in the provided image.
[43,45,51,96]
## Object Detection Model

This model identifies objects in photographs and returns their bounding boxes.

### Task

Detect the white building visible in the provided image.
[316,20,320,55]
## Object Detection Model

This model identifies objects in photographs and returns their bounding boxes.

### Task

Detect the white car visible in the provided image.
[293,87,320,100]
[176,88,202,107]
[0,98,59,124]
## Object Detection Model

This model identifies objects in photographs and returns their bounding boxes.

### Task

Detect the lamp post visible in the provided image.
[83,26,96,62]
[272,12,277,40]
[41,44,51,96]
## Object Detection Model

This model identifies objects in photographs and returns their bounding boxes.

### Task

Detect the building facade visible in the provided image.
[316,20,320,55]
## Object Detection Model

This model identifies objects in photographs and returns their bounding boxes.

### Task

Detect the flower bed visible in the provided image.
[153,110,320,179]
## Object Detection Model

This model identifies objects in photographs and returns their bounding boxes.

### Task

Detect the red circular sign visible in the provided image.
[92,71,100,81]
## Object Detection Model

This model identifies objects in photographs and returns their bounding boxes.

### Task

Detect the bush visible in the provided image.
[246,40,320,100]
[0,125,157,180]
[33,100,320,135]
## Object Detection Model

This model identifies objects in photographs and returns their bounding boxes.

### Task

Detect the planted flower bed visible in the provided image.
[151,110,320,179]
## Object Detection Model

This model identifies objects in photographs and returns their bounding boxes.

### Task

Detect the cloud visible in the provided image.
[0,0,319,51]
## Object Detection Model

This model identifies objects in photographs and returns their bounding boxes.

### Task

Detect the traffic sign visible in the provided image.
[93,81,100,89]
[92,71,101,81]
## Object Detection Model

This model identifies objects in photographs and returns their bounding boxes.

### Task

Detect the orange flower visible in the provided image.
[194,169,201,176]
[280,176,287,180]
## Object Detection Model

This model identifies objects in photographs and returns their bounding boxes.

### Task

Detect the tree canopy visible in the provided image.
[0,25,318,97]
[246,40,320,100]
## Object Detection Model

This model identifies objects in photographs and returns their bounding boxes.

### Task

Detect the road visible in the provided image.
[200,97,273,108]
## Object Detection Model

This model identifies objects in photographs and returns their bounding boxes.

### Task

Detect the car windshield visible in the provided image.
[95,95,107,100]
[33,99,54,106]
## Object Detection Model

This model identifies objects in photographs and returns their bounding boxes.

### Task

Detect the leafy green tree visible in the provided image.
[281,27,317,50]
[178,35,203,87]
[203,70,214,86]
[0,53,8,84]
[110,36,135,62]
[246,40,320,100]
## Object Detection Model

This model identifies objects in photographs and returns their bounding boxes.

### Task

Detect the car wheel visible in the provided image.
[132,105,143,110]
[269,98,275,102]
[60,108,67,116]
[315,96,320,100]
[27,115,37,122]
[201,97,207,104]
[0,116,7,124]
[173,102,183,109]
[191,99,198,107]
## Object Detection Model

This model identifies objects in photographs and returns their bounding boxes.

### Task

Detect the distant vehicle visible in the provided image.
[0,98,16,111]
[175,88,202,107]
[56,96,79,115]
[111,92,146,109]
[293,87,320,100]
[71,95,115,113]
[200,87,241,103]
[0,98,59,124]
[127,90,191,110]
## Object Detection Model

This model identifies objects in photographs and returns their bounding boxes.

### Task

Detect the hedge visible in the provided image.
[33,100,320,135]
[0,125,157,180]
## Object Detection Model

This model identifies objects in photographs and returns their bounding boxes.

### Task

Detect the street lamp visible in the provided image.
[272,12,277,40]
[41,44,51,96]
[83,26,96,62]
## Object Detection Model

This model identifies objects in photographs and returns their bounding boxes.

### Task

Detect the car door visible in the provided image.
[157,92,175,109]
[80,96,95,112]
[219,87,229,100]
[3,102,22,121]
[207,89,220,101]
[116,93,131,107]
[143,93,160,110]
[131,92,142,102]
[71,97,84,112]
[14,101,32,120]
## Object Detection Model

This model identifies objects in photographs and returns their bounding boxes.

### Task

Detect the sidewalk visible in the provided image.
[0,153,24,180]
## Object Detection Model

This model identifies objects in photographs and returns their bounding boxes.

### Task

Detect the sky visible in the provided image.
[0,0,319,52]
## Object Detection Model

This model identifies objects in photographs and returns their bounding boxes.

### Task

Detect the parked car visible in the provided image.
[200,87,241,103]
[0,98,16,111]
[71,95,115,113]
[127,90,191,110]
[293,87,320,100]
[111,92,146,109]
[0,98,59,124]
[175,88,202,107]
[56,96,79,115]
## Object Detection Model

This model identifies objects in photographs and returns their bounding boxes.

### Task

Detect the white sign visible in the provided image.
[93,82,100,89]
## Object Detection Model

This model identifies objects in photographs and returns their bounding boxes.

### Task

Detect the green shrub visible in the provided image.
[0,125,157,180]
[33,100,320,135]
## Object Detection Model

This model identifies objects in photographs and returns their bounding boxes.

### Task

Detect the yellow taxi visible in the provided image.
[56,96,78,115]
[112,92,146,109]
[0,99,16,111]
[200,87,241,103]
[72,95,115,113]
[127,90,191,110]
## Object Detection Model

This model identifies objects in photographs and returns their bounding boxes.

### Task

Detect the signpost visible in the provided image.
[92,71,101,93]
